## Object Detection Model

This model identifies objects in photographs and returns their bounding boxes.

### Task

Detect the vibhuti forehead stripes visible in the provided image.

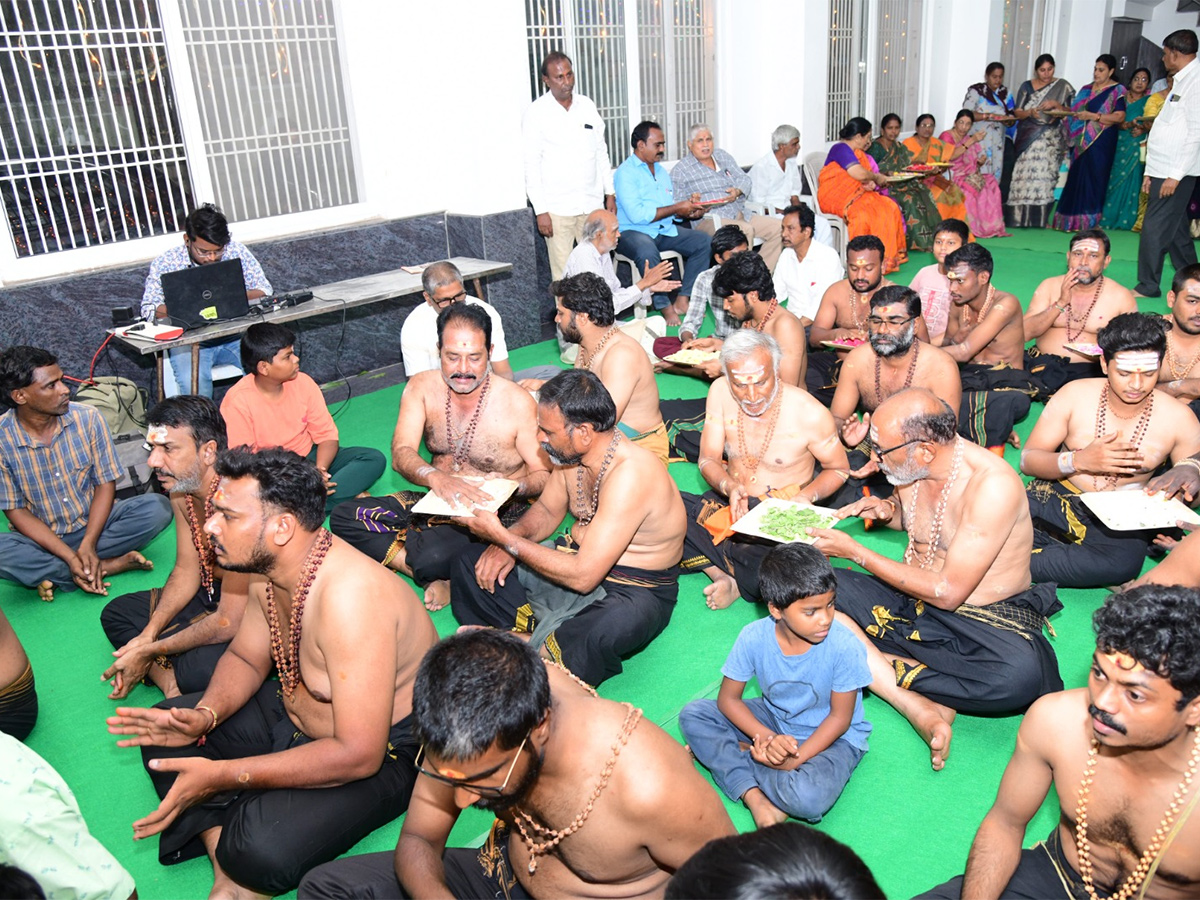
[146,424,169,445]
[1111,351,1161,373]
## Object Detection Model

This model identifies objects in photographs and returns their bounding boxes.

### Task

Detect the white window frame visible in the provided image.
[0,0,369,287]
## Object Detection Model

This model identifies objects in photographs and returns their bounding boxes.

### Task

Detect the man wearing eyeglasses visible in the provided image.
[938,243,1038,453]
[400,261,514,380]
[807,235,926,405]
[142,204,272,398]
[808,388,1064,772]
[829,285,961,504]
[298,629,735,900]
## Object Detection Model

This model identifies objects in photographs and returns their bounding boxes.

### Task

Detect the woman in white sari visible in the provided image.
[1005,53,1076,229]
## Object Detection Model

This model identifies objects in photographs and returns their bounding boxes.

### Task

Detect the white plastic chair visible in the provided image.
[803,151,848,257]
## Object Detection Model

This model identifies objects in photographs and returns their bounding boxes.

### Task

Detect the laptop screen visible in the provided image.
[161,258,250,328]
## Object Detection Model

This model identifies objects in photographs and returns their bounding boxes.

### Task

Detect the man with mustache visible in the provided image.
[298,630,735,899]
[0,345,171,602]
[1155,264,1200,420]
[916,584,1200,900]
[1021,313,1200,588]
[807,236,930,405]
[448,370,686,687]
[830,285,961,499]
[678,331,849,611]
[939,243,1037,453]
[108,447,438,898]
[330,303,549,612]
[100,396,251,700]
[808,388,1064,771]
[1023,229,1138,394]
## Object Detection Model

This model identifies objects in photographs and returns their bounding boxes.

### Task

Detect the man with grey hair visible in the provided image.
[671,124,785,269]
[679,330,850,610]
[748,124,835,247]
[399,260,513,379]
[807,387,1064,771]
[563,208,681,316]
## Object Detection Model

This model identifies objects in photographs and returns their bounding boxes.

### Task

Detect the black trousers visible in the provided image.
[679,491,779,602]
[100,585,227,695]
[299,824,532,899]
[1136,175,1199,296]
[1027,479,1153,588]
[805,350,842,407]
[143,682,419,896]
[0,661,38,741]
[835,569,1063,714]
[1024,350,1101,398]
[449,543,678,686]
[915,829,1087,899]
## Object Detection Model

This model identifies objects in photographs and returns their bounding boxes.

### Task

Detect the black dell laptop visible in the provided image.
[161,258,250,328]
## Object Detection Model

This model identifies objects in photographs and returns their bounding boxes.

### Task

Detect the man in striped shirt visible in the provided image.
[0,346,172,601]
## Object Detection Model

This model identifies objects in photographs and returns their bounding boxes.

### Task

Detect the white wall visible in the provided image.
[338,1,530,218]
[1142,1,1200,45]
[924,0,996,129]
[1053,0,1109,95]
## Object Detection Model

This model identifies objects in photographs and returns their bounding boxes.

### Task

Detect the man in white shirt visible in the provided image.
[564,209,680,315]
[773,204,844,325]
[748,124,835,249]
[1136,29,1200,298]
[400,262,512,379]
[522,51,615,280]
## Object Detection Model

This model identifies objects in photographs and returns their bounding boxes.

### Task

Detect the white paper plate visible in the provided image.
[730,497,840,544]
[1078,490,1200,531]
[411,478,519,518]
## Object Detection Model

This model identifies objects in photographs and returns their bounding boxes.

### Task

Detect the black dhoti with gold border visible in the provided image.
[958,362,1037,448]
[834,568,1063,714]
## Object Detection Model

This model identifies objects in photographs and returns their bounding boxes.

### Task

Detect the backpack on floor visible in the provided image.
[75,376,148,438]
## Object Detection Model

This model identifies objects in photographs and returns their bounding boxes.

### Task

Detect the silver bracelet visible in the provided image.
[505,543,520,559]
[1057,450,1076,476]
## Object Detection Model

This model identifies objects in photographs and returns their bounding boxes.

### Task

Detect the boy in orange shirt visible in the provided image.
[221,323,384,513]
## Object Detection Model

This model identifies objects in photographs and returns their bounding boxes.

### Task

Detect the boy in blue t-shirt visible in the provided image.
[679,542,871,827]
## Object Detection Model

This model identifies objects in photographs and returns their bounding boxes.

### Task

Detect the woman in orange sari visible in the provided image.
[818,117,907,273]
[903,113,970,224]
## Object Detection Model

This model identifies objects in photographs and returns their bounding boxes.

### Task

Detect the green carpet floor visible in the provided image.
[1,226,1179,899]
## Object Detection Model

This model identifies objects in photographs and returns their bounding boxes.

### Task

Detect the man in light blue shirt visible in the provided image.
[614,120,711,326]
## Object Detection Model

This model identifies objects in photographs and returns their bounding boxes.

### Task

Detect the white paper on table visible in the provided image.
[1079,489,1200,531]
[410,478,519,518]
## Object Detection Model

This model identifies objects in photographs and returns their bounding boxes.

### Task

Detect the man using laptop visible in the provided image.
[141,204,272,398]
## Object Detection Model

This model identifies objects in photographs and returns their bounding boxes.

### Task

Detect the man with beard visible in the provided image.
[808,388,1064,771]
[330,304,549,612]
[297,630,735,899]
[107,447,438,898]
[711,250,807,388]
[0,346,171,602]
[1155,264,1200,420]
[1024,229,1138,395]
[939,243,1037,452]
[562,209,679,318]
[1021,313,1200,588]
[916,585,1200,900]
[100,397,251,700]
[807,236,930,405]
[448,370,686,686]
[679,331,849,610]
[829,286,960,504]
[524,272,671,465]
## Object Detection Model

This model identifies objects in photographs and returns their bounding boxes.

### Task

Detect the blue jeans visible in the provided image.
[0,494,173,589]
[679,697,864,822]
[615,228,711,309]
[165,337,243,398]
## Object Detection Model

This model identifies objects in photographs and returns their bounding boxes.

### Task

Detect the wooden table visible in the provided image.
[111,257,513,399]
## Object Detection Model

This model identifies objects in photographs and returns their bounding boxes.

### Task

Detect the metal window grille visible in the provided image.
[874,0,922,129]
[826,0,868,141]
[525,0,712,167]
[0,0,194,258]
[1000,0,1048,88]
[177,0,357,222]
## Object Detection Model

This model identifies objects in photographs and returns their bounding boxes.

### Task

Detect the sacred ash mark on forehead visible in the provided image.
[1073,239,1104,255]
[1102,649,1145,673]
[146,424,169,445]
[1111,351,1160,373]
[729,364,766,386]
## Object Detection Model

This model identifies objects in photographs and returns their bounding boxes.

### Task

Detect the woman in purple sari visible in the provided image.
[1051,54,1126,232]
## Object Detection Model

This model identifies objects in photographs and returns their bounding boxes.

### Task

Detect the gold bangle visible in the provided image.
[195,704,218,734]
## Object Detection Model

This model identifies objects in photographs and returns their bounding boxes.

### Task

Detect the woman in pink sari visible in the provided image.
[940,109,1010,238]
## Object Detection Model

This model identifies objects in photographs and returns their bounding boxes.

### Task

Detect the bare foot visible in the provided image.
[423,579,451,611]
[1007,430,1022,449]
[912,700,956,771]
[103,551,153,576]
[37,580,55,602]
[662,307,682,327]
[704,571,741,610]
[743,787,789,829]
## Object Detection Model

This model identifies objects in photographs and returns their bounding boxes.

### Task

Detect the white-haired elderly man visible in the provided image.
[748,124,835,249]
[563,209,682,316]
[671,124,785,270]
